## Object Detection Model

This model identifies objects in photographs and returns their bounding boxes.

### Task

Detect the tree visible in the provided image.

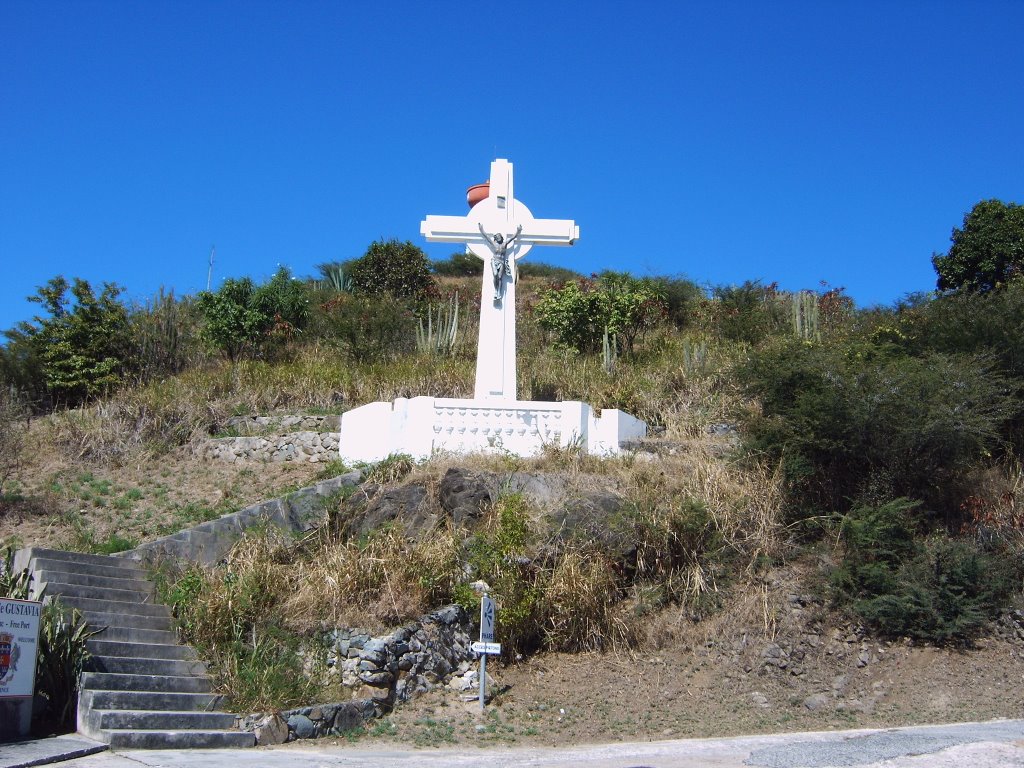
[534,273,667,354]
[432,251,483,277]
[196,268,311,362]
[932,199,1024,293]
[10,277,132,407]
[347,239,436,304]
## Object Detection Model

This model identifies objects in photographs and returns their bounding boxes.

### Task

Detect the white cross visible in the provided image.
[421,159,579,401]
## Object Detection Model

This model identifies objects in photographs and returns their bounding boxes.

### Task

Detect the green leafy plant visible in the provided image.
[320,293,415,363]
[11,276,132,407]
[535,272,667,354]
[459,494,546,657]
[739,338,1019,517]
[432,251,483,277]
[831,500,1019,643]
[347,239,437,305]
[315,262,354,293]
[196,268,310,362]
[932,198,1024,293]
[35,601,96,730]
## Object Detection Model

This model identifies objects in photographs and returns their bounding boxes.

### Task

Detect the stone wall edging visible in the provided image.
[194,431,340,464]
[238,604,477,745]
[114,471,362,567]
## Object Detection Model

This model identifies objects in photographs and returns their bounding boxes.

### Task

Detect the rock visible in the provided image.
[332,702,365,733]
[253,714,289,746]
[546,491,632,561]
[803,693,830,711]
[340,482,438,541]
[749,691,770,709]
[438,468,494,524]
[359,669,393,686]
[287,713,315,739]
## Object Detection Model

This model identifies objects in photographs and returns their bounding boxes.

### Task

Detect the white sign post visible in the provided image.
[473,594,501,712]
[0,598,43,741]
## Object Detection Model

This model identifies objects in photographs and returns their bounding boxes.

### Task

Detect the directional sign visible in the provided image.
[471,641,502,655]
[480,595,495,642]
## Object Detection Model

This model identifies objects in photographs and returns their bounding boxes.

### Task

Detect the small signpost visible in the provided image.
[0,597,43,741]
[475,594,501,711]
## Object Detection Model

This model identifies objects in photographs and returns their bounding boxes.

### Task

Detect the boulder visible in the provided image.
[339,482,437,540]
[287,713,315,739]
[253,713,289,746]
[438,468,493,524]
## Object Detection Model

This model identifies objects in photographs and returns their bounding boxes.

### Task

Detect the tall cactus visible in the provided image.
[602,325,618,374]
[792,291,820,342]
[416,292,461,356]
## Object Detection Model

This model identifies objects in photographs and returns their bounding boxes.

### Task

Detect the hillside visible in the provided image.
[2,253,1024,742]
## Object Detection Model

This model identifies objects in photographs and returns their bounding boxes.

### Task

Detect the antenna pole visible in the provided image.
[206,245,215,291]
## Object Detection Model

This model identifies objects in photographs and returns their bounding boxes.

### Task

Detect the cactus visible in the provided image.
[602,325,618,374]
[792,291,820,342]
[416,292,461,356]
[681,337,708,376]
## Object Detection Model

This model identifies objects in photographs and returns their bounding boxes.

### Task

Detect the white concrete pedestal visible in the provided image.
[339,397,646,464]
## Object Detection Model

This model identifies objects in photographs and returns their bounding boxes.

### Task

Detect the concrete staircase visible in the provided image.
[15,547,255,749]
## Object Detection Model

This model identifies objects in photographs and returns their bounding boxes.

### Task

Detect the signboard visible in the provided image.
[0,598,42,699]
[480,594,495,642]
[471,641,502,655]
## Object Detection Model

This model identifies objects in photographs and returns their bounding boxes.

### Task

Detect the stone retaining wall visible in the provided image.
[221,414,341,435]
[322,604,477,705]
[115,472,361,566]
[238,605,478,745]
[194,431,339,463]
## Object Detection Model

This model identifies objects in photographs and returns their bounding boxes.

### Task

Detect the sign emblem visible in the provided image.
[0,631,17,684]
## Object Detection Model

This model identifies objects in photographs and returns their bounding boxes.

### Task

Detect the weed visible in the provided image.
[412,717,456,746]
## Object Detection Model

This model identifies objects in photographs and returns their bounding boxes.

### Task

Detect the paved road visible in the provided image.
[36,720,1024,768]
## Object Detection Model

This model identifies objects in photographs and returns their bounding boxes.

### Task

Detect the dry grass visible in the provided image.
[543,546,637,652]
[283,526,463,633]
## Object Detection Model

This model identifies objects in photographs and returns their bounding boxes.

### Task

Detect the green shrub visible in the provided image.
[347,239,436,305]
[517,261,582,281]
[534,273,667,354]
[35,601,96,730]
[460,494,546,656]
[650,276,705,328]
[432,251,483,277]
[739,339,1019,517]
[129,288,200,383]
[12,276,132,407]
[320,293,415,363]
[712,280,788,344]
[160,532,317,710]
[196,268,310,363]
[830,499,920,600]
[831,503,1019,643]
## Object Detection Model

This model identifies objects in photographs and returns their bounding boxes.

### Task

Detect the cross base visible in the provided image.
[339,396,647,463]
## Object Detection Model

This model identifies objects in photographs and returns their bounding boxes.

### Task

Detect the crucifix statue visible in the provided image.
[421,159,579,401]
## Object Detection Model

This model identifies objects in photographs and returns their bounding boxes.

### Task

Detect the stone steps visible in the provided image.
[81,672,213,693]
[81,609,174,632]
[16,546,254,750]
[102,729,255,749]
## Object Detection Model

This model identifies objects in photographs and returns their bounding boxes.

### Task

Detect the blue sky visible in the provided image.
[2,1,1022,333]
